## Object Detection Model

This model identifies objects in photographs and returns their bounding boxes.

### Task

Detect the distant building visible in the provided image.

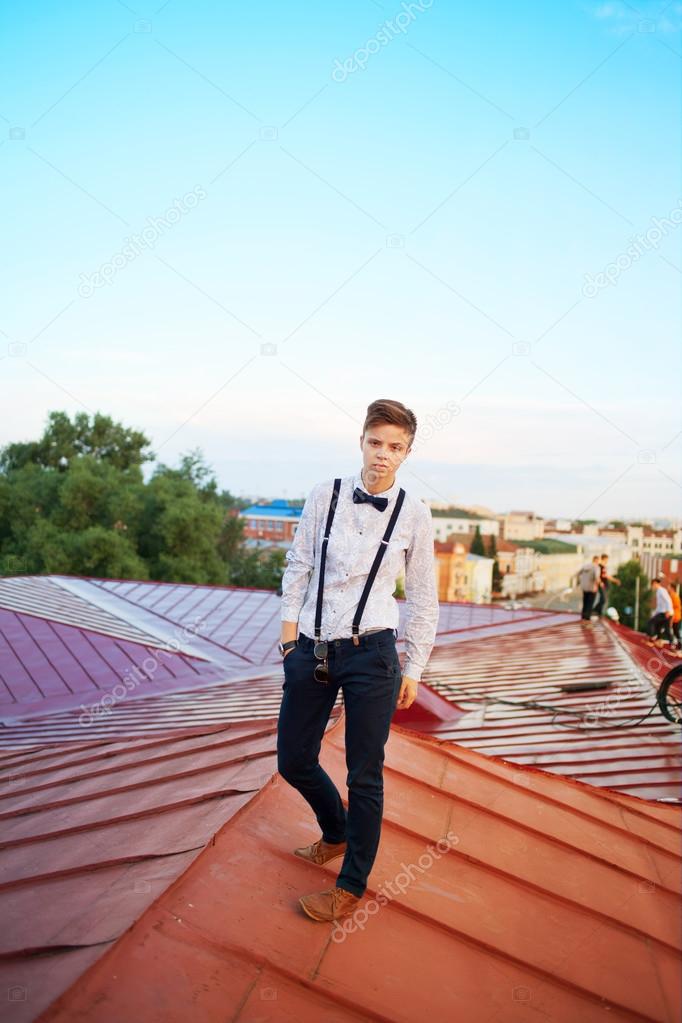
[501,511,545,542]
[490,536,583,597]
[657,556,682,585]
[434,540,493,604]
[431,513,500,541]
[239,499,303,547]
[545,518,573,533]
[465,553,494,604]
[434,539,470,602]
[626,525,682,558]
[544,532,630,578]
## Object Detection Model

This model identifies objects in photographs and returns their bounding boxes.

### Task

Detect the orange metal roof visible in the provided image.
[0,718,283,1020]
[20,710,681,1023]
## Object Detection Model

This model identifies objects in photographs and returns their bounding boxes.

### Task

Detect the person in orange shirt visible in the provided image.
[668,580,681,653]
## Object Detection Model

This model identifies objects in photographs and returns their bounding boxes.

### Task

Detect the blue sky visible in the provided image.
[1,0,680,519]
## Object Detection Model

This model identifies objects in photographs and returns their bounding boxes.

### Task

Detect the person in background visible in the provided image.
[667,580,681,653]
[578,555,601,623]
[645,578,674,647]
[592,553,621,618]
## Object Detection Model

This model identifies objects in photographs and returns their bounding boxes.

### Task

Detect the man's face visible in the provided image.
[360,423,411,488]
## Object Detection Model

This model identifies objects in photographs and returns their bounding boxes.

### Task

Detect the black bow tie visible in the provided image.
[353,486,388,512]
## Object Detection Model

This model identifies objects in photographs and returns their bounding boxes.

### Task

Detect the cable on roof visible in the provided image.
[441,686,668,732]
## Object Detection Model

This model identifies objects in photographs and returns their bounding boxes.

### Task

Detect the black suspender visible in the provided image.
[314,477,405,646]
[315,477,341,644]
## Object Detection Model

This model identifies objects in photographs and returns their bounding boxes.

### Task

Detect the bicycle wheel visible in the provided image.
[656,665,682,724]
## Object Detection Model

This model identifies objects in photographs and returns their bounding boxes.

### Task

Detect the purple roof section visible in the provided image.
[0,608,224,720]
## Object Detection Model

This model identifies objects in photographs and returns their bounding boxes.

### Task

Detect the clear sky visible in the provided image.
[1,0,680,520]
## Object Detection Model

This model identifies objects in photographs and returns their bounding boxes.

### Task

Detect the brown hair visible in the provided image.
[362,399,417,447]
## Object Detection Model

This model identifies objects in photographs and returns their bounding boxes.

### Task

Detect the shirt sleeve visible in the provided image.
[280,484,319,622]
[402,502,439,682]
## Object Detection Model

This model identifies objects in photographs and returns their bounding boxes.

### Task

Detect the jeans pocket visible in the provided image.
[376,641,399,675]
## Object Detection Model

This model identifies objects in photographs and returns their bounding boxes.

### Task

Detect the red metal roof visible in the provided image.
[11,711,680,1023]
[0,718,282,1021]
[402,617,682,801]
[1,576,681,1020]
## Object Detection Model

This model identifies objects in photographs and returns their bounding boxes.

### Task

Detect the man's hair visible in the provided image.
[362,399,417,447]
[651,578,661,585]
[601,553,608,559]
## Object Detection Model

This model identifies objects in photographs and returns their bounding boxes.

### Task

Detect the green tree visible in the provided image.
[0,410,281,589]
[137,458,233,584]
[486,534,502,592]
[0,410,153,473]
[609,560,651,631]
[470,525,485,556]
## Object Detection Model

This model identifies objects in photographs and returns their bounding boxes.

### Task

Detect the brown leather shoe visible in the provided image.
[294,837,347,865]
[299,885,361,921]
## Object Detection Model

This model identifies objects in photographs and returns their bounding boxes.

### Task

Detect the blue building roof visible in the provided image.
[240,500,303,519]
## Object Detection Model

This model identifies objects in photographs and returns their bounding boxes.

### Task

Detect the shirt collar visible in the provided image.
[352,466,401,501]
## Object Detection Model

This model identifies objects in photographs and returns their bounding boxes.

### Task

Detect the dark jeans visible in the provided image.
[581,590,596,620]
[277,627,402,899]
[647,612,673,643]
[593,584,609,617]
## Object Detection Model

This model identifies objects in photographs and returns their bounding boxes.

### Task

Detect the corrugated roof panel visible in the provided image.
[403,619,682,802]
[0,719,283,1021]
[0,577,177,648]
[0,609,222,719]
[0,670,343,748]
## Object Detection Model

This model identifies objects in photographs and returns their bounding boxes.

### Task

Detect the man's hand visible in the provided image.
[396,675,418,710]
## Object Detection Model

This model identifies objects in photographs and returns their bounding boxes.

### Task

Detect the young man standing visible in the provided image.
[578,555,601,623]
[592,554,621,617]
[277,399,439,923]
[646,578,674,647]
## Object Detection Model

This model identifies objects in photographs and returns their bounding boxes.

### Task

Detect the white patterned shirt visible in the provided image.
[280,467,440,681]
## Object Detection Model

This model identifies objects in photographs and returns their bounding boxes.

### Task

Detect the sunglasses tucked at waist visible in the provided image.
[296,627,397,654]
